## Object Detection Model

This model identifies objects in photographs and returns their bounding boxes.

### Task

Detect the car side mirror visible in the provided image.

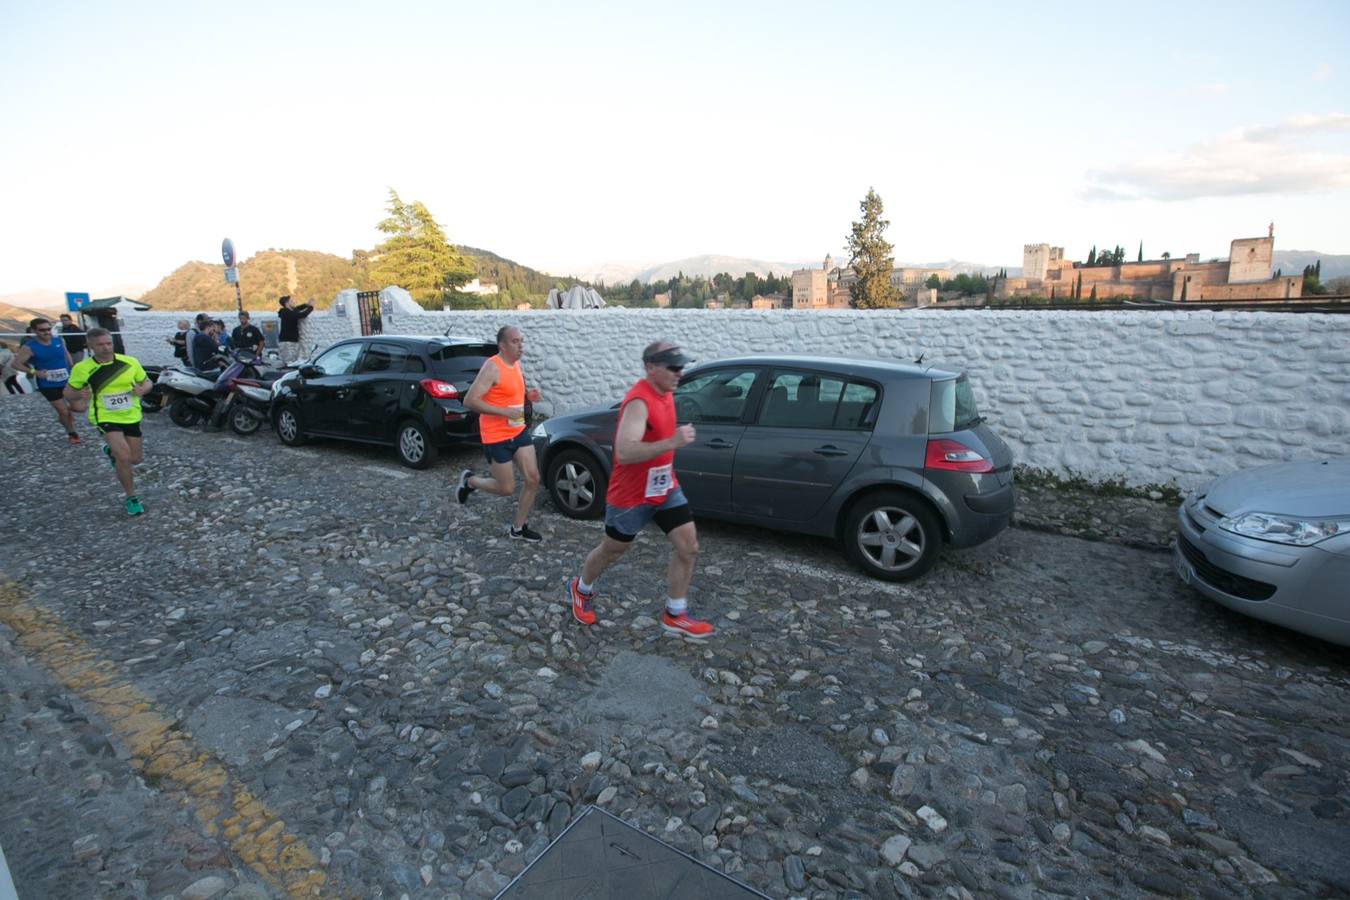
[299,365,321,379]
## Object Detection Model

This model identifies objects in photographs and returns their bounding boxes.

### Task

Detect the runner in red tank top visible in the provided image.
[456,325,546,542]
[566,342,715,640]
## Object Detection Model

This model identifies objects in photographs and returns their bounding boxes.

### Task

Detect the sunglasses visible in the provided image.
[665,365,684,374]
[35,327,53,333]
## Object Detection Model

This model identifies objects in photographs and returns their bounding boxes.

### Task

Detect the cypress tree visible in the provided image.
[1138,242,1143,262]
[1087,246,1097,266]
[845,188,901,309]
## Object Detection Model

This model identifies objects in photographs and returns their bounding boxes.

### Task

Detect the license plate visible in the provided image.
[1173,546,1192,584]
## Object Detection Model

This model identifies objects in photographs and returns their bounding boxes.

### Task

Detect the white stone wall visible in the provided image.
[116,305,1350,490]
[114,309,357,365]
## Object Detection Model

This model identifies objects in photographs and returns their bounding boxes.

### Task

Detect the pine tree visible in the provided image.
[846,188,900,309]
[370,189,473,307]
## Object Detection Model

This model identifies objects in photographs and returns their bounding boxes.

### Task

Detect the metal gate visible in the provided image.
[356,290,383,336]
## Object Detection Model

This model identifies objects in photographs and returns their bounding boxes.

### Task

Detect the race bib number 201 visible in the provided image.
[645,463,673,499]
[100,392,132,411]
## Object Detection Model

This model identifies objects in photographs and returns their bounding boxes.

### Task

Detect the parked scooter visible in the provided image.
[222,371,274,435]
[157,352,230,427]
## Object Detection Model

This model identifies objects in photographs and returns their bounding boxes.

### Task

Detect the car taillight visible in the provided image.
[925,438,993,473]
[420,378,459,399]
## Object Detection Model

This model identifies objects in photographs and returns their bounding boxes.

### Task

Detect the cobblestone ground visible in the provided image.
[1,392,1347,900]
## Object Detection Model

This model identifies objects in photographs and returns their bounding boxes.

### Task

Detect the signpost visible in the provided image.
[64,292,91,313]
[222,237,243,314]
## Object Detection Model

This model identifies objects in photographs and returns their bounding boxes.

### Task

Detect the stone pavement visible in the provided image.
[0,392,1347,899]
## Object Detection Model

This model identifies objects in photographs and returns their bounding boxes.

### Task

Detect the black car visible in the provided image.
[271,335,497,468]
[533,355,1015,581]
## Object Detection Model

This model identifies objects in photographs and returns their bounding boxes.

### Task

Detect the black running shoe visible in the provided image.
[456,469,475,504]
[508,523,542,543]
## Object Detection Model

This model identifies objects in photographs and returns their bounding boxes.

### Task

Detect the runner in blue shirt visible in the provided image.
[10,317,81,444]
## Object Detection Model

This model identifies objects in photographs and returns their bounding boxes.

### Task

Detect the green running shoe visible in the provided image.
[102,444,116,467]
[124,496,144,516]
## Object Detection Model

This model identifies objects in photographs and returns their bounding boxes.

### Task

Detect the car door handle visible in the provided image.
[813,445,849,457]
[705,439,736,449]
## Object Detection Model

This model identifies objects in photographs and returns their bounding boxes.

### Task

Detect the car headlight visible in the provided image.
[1218,512,1348,546]
[531,423,548,439]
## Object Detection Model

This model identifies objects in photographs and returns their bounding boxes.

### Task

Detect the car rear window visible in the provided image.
[928,375,981,433]
[427,342,497,378]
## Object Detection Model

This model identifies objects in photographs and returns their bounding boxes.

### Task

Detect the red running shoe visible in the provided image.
[661,610,714,640]
[568,578,596,626]
[68,432,81,445]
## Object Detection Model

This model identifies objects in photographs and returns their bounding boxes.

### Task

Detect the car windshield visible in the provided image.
[928,375,982,433]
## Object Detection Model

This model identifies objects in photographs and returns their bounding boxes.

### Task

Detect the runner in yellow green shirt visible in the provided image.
[64,327,153,516]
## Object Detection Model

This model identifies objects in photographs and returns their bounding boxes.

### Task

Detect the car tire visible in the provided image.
[844,490,943,581]
[229,405,263,436]
[274,405,307,447]
[395,419,437,469]
[547,448,606,519]
[168,397,201,428]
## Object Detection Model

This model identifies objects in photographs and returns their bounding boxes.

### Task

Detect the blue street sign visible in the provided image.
[222,238,236,268]
[65,292,91,312]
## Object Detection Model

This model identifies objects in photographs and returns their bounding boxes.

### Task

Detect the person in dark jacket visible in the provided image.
[59,313,87,362]
[277,295,314,364]
[168,318,189,361]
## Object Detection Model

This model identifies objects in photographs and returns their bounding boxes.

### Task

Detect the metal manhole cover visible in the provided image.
[496,806,769,899]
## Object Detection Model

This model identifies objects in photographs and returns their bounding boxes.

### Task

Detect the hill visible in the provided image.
[140,249,368,311]
[0,301,63,341]
[1272,250,1350,281]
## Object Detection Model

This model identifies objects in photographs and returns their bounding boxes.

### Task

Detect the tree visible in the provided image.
[1138,242,1143,262]
[1161,251,1171,260]
[370,189,473,307]
[924,273,941,289]
[1303,262,1328,295]
[845,188,900,309]
[1087,246,1097,266]
[1089,285,1098,301]
[1075,272,1083,300]
[741,271,761,301]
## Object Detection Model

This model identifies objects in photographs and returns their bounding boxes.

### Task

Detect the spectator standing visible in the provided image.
[230,312,264,356]
[276,296,314,364]
[60,313,87,363]
[168,319,189,361]
[213,320,230,352]
[185,313,211,367]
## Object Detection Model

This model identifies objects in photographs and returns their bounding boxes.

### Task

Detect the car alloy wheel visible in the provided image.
[548,448,606,519]
[845,490,942,581]
[275,406,306,446]
[396,420,437,469]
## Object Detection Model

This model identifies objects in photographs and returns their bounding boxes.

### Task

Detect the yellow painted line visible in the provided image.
[0,581,332,899]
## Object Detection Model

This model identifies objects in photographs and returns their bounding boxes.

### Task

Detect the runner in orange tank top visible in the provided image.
[456,325,546,542]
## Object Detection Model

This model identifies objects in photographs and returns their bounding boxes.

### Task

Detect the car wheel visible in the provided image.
[228,405,263,436]
[168,397,201,428]
[548,448,606,519]
[274,405,307,446]
[844,490,942,581]
[396,419,437,469]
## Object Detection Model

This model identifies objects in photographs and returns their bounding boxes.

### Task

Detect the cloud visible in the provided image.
[1083,114,1350,201]
[1313,62,1332,82]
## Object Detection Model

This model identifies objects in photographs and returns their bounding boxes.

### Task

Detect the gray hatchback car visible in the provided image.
[532,355,1015,581]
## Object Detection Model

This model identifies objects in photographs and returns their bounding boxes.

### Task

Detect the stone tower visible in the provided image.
[824,253,834,272]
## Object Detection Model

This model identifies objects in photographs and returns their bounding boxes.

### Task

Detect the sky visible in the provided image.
[1,0,1347,295]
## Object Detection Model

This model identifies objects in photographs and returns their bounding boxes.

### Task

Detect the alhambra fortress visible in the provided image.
[783,230,1302,309]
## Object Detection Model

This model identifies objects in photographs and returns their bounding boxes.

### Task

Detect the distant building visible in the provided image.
[889,267,950,287]
[751,293,787,309]
[457,278,499,295]
[654,291,672,308]
[793,254,850,309]
[1002,235,1301,301]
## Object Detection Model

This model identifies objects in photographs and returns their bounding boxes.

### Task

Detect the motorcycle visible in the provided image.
[222,372,275,435]
[160,351,258,429]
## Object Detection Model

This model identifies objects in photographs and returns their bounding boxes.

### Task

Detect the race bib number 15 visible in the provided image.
[645,463,673,499]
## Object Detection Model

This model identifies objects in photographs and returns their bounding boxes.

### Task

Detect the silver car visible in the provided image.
[1174,459,1350,645]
